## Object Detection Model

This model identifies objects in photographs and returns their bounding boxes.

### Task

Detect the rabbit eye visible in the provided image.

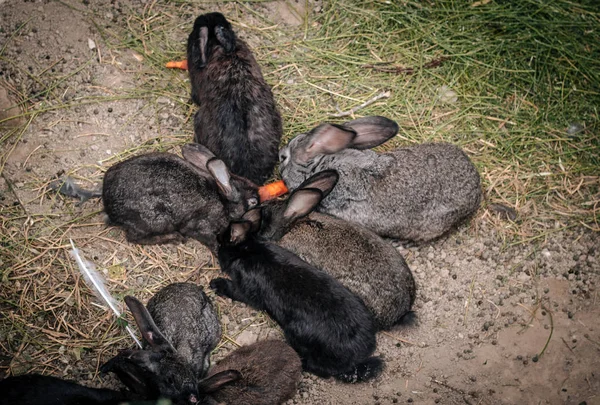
[247,197,258,208]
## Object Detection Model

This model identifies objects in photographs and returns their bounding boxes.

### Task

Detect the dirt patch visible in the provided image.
[0,1,598,405]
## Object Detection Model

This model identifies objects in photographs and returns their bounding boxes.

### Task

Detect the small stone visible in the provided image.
[88,38,96,50]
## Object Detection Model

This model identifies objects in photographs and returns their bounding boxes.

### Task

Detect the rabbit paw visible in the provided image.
[209,277,234,297]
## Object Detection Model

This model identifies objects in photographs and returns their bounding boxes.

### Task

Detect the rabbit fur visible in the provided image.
[101,283,221,404]
[212,209,383,383]
[199,340,302,405]
[0,373,133,405]
[258,170,416,330]
[188,12,282,185]
[102,143,259,252]
[278,116,482,242]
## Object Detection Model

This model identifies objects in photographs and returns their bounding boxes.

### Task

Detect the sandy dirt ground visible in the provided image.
[0,1,598,404]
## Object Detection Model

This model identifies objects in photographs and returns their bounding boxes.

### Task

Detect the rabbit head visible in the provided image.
[188,12,236,70]
[101,296,200,404]
[279,116,398,187]
[181,143,259,218]
[258,170,339,240]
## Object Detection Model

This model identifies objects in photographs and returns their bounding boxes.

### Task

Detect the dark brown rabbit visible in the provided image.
[187,12,282,185]
[197,340,302,405]
[102,143,259,252]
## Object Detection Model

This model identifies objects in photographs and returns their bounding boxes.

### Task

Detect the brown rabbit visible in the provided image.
[198,340,302,405]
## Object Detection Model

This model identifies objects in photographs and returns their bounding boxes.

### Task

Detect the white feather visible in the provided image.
[69,239,142,348]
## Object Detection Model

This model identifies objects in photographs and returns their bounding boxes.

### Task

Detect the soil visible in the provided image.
[0,1,598,405]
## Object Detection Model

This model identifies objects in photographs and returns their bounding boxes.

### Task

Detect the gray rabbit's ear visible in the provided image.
[283,189,323,221]
[124,296,176,353]
[198,370,241,394]
[296,170,339,199]
[229,221,252,244]
[242,208,262,232]
[206,159,238,200]
[343,116,399,150]
[181,143,215,174]
[304,124,357,159]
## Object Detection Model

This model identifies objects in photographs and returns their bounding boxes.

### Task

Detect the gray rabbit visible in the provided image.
[258,170,416,330]
[101,283,221,405]
[197,340,302,405]
[102,143,259,252]
[278,116,482,242]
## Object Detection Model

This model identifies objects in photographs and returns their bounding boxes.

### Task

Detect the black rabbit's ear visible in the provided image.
[297,170,339,199]
[215,25,236,53]
[124,296,176,353]
[100,352,158,397]
[283,189,323,221]
[242,207,262,232]
[198,370,241,394]
[343,116,399,150]
[181,143,215,174]
[304,124,357,159]
[206,159,237,200]
[229,221,252,244]
[195,26,210,68]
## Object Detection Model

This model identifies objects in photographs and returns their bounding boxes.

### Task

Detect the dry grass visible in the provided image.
[0,0,598,386]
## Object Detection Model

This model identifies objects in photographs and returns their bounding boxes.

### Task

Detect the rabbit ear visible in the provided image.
[181,143,215,174]
[196,26,210,68]
[283,189,323,221]
[229,221,252,244]
[305,124,357,159]
[206,159,237,200]
[296,170,339,199]
[100,351,158,397]
[215,25,236,53]
[242,207,262,232]
[198,370,242,394]
[343,116,399,150]
[125,296,176,353]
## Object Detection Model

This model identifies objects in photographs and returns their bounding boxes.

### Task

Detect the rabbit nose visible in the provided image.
[279,150,289,165]
[189,394,198,403]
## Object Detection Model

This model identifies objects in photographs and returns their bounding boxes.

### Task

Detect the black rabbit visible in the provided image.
[101,283,221,405]
[102,143,259,252]
[211,209,383,383]
[187,12,282,185]
[0,373,133,405]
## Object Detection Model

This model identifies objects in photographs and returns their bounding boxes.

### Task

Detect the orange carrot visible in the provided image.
[165,60,188,70]
[259,180,288,202]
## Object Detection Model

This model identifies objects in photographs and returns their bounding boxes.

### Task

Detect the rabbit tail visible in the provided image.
[334,356,384,383]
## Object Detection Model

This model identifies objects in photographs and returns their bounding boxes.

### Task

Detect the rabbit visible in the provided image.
[278,116,482,242]
[189,340,301,405]
[211,209,383,383]
[257,170,416,330]
[203,340,302,405]
[101,283,221,404]
[187,12,282,185]
[0,373,134,405]
[102,143,259,253]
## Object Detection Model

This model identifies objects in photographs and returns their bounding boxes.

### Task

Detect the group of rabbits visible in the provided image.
[2,11,481,405]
